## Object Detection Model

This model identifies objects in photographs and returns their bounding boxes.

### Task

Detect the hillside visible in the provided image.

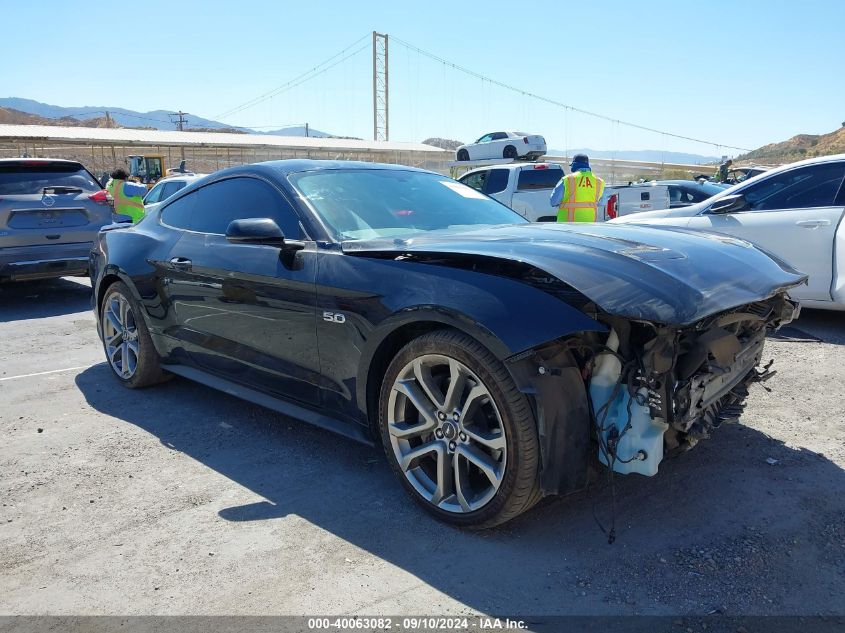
[737,126,845,164]
[0,98,335,138]
[0,107,122,128]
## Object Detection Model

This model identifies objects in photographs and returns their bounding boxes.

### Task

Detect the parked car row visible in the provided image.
[0,160,205,283]
[6,150,840,528]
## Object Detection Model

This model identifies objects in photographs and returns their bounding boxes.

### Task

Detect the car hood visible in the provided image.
[342,223,806,325]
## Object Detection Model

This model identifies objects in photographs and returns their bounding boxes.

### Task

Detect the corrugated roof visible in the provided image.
[0,124,448,153]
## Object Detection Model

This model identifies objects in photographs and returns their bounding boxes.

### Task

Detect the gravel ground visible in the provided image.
[0,277,843,616]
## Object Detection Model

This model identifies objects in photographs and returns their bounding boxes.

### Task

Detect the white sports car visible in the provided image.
[455,131,546,161]
[611,154,845,311]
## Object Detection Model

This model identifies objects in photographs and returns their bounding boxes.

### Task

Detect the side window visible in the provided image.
[160,181,186,201]
[144,183,164,204]
[160,190,197,229]
[461,171,489,192]
[485,169,510,195]
[491,132,508,141]
[741,163,845,211]
[191,177,302,237]
[476,134,493,144]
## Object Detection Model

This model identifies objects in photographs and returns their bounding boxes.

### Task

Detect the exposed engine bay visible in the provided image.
[582,294,799,476]
[518,291,800,484]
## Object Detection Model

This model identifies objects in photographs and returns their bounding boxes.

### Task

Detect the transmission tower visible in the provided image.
[372,32,389,141]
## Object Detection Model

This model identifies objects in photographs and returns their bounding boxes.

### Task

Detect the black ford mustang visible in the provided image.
[90,160,805,528]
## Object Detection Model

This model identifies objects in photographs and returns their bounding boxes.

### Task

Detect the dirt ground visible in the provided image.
[1,277,843,617]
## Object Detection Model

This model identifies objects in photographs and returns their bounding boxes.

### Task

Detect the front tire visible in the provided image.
[100,281,169,388]
[456,149,469,161]
[378,330,541,528]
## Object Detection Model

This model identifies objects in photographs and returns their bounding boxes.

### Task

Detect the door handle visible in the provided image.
[795,219,831,228]
[169,256,192,271]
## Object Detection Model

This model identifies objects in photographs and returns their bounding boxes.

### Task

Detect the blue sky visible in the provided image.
[2,0,843,157]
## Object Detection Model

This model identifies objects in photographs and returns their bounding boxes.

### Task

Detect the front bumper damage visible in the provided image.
[508,293,800,496]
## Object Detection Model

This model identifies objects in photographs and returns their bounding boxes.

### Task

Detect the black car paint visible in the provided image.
[90,160,806,496]
[343,222,805,326]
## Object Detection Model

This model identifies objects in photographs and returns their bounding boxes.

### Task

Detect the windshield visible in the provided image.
[288,169,528,241]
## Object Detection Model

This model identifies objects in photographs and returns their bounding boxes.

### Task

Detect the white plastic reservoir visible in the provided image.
[589,329,668,476]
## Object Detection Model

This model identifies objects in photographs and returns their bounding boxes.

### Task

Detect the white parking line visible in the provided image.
[0,365,92,382]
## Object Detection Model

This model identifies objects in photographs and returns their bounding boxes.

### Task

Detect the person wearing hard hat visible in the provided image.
[106,168,147,223]
[549,154,605,222]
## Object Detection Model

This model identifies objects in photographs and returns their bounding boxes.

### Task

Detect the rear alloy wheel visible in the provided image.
[379,330,541,528]
[457,149,469,161]
[101,281,169,388]
[503,145,518,159]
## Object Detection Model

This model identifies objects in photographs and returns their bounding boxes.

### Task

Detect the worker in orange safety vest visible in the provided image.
[549,154,605,222]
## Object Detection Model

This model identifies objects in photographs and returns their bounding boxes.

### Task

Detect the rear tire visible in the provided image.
[503,145,518,159]
[378,330,541,529]
[457,149,469,161]
[100,281,170,388]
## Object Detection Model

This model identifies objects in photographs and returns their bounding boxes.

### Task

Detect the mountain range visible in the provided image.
[549,148,719,165]
[0,98,332,137]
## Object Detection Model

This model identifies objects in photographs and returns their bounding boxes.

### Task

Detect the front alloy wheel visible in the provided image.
[379,330,541,528]
[387,354,507,513]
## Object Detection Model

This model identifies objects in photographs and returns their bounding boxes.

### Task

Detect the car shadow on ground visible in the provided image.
[0,277,91,323]
[75,364,845,616]
[778,308,845,346]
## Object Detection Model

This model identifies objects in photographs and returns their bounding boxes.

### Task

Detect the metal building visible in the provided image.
[0,124,452,175]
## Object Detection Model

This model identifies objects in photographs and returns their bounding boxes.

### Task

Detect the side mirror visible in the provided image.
[708,193,749,215]
[225,218,304,251]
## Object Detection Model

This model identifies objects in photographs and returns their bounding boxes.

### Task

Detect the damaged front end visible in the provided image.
[509,292,800,494]
[586,294,799,477]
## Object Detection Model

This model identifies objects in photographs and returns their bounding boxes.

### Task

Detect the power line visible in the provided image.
[215,34,371,121]
[391,36,751,153]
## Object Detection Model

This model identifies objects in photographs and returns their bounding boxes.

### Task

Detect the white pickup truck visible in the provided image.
[457,163,567,222]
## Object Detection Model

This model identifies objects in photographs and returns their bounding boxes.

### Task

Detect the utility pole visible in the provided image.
[305,122,309,138]
[169,111,188,161]
[169,111,188,131]
[372,32,389,141]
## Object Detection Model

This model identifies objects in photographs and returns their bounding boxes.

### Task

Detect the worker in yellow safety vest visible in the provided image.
[549,154,605,222]
[106,168,147,223]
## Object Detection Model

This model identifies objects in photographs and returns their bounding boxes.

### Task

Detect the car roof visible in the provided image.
[0,157,83,165]
[459,163,562,177]
[248,159,431,178]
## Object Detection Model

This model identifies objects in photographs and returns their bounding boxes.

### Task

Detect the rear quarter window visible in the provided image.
[0,162,100,194]
[516,168,564,191]
[160,190,197,229]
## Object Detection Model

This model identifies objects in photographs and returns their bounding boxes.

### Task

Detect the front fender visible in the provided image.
[330,255,606,420]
